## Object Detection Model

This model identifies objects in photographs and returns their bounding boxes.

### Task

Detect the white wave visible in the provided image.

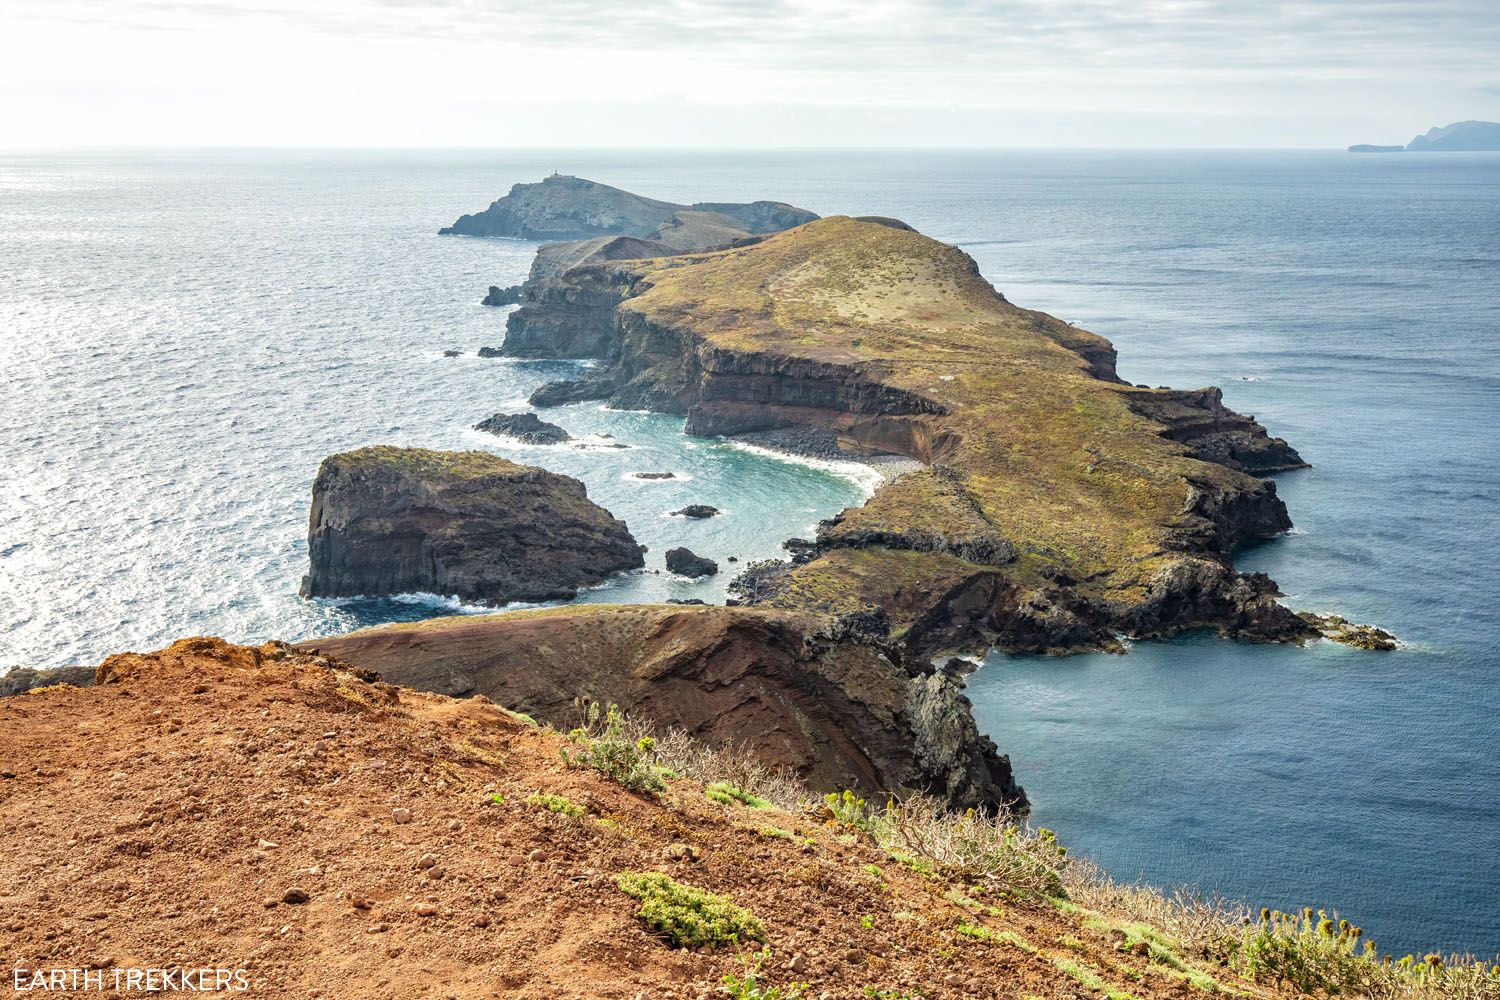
[313,591,500,616]
[719,440,885,498]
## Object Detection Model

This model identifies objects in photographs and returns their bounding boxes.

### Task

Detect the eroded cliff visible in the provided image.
[303,603,1024,812]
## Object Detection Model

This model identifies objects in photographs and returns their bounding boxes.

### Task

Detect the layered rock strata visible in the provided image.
[303,604,1025,812]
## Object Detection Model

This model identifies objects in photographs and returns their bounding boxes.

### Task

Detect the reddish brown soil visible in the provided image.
[0,638,1275,999]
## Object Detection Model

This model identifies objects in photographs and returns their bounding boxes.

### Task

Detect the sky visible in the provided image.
[2,0,1498,149]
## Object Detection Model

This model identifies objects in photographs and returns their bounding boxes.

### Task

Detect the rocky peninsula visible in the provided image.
[486,210,1371,656]
[297,183,1390,815]
[300,446,643,605]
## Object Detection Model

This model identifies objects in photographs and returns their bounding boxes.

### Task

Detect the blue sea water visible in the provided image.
[1,149,1496,956]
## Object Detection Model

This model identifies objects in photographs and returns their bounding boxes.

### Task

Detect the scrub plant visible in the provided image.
[721,949,807,999]
[560,700,667,795]
[616,872,765,949]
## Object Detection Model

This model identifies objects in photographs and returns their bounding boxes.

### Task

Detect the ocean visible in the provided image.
[1,148,1496,956]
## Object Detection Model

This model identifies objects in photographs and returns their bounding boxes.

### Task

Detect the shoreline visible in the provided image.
[719,429,920,499]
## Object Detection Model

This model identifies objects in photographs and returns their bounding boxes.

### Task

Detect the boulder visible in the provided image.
[665,548,718,578]
[299,446,643,605]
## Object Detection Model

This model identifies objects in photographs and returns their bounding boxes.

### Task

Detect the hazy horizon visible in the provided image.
[4,0,1498,151]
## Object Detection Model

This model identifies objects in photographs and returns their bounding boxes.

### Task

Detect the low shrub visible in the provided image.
[616,871,765,949]
[722,949,807,1000]
[560,701,667,796]
[524,792,584,817]
[706,781,774,809]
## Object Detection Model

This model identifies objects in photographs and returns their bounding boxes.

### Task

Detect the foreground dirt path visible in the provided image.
[0,638,1275,999]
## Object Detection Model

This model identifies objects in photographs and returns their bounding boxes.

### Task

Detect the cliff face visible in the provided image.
[502,217,1334,655]
[439,174,818,242]
[304,604,1024,813]
[300,446,643,605]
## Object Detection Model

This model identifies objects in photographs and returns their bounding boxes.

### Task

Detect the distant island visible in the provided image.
[1349,119,1500,152]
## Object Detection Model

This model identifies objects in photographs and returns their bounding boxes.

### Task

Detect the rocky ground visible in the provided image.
[0,638,1286,999]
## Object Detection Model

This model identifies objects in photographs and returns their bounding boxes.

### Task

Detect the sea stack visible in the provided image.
[300,446,642,604]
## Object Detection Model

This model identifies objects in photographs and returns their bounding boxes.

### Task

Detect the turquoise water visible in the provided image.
[1,149,1496,956]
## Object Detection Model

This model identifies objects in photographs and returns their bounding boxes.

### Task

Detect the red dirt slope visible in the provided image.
[0,638,1276,999]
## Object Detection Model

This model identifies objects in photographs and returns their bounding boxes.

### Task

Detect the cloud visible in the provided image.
[2,0,1496,146]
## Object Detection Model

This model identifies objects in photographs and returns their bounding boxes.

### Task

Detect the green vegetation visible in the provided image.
[524,792,584,817]
[823,789,874,832]
[616,872,765,949]
[996,930,1037,953]
[818,790,1069,897]
[863,988,923,1000]
[560,701,668,795]
[1053,957,1138,1000]
[706,781,773,809]
[505,709,539,727]
[721,950,807,1000]
[335,445,524,480]
[1062,858,1500,1000]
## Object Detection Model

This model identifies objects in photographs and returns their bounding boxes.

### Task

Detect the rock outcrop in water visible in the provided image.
[300,446,642,605]
[303,604,1025,812]
[494,212,1384,655]
[665,547,718,578]
[482,284,522,306]
[473,412,572,444]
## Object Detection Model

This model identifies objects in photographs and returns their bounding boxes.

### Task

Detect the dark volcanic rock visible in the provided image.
[305,604,1025,813]
[529,377,614,408]
[482,285,522,307]
[1128,386,1308,475]
[477,347,504,358]
[1,665,94,697]
[442,350,462,358]
[299,446,643,605]
[633,471,676,480]
[670,505,720,519]
[473,412,572,445]
[1299,612,1399,650]
[665,548,718,578]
